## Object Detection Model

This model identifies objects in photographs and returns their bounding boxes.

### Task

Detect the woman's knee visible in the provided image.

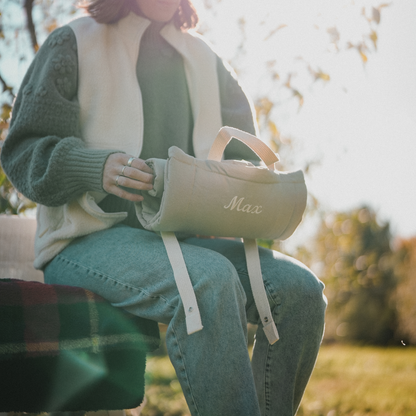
[290,264,327,322]
[260,249,327,318]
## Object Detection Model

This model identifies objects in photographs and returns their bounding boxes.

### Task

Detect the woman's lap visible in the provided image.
[44,225,247,325]
[45,225,324,328]
[44,225,327,416]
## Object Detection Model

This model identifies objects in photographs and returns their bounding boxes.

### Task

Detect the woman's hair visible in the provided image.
[79,0,199,30]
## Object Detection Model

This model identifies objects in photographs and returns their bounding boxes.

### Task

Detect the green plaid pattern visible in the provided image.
[0,279,159,359]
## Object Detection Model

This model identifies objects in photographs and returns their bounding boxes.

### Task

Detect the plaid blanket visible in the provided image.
[0,279,160,358]
[0,279,160,412]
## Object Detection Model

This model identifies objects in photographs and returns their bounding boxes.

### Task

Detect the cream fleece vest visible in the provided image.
[34,14,222,269]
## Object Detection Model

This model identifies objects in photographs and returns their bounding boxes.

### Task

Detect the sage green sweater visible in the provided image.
[1,20,258,229]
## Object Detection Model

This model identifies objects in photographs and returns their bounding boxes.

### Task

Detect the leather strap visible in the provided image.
[161,231,203,335]
[207,126,279,170]
[243,238,279,344]
[161,231,279,344]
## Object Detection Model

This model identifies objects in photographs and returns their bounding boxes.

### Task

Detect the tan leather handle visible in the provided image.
[207,126,279,170]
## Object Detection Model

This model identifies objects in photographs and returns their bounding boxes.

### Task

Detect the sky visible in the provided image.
[289,0,416,241]
[193,0,416,243]
[1,0,415,244]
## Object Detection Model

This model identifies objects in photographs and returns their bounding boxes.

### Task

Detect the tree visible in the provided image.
[393,237,416,345]
[302,206,398,345]
[198,0,389,155]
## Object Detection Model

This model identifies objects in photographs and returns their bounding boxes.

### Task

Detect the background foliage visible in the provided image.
[1,1,415,414]
[297,206,398,345]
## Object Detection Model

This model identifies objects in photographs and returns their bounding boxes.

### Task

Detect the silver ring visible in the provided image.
[121,165,127,176]
[115,175,121,187]
[127,157,135,167]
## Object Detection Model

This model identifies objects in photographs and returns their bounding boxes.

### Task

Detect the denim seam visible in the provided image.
[263,279,281,307]
[55,253,177,310]
[170,325,201,415]
[264,305,279,415]
[235,267,281,307]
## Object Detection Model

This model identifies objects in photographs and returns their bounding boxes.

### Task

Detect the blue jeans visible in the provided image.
[44,225,326,416]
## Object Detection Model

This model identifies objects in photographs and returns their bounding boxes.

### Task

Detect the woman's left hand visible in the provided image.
[103,153,154,202]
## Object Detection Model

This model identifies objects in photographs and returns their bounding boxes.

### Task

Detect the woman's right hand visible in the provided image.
[103,153,154,202]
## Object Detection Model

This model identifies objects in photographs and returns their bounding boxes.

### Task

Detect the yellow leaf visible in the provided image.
[285,73,292,89]
[264,24,287,41]
[46,20,58,34]
[370,30,378,49]
[268,120,280,140]
[314,69,330,82]
[255,98,274,117]
[359,51,368,63]
[319,72,330,81]
[293,90,304,107]
[1,103,12,121]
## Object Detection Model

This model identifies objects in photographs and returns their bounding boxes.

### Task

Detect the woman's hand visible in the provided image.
[103,153,154,202]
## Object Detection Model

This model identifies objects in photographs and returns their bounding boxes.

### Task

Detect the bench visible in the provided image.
[0,215,159,416]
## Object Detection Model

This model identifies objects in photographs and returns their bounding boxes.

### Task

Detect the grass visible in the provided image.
[141,355,190,416]
[298,344,416,416]
[140,344,416,416]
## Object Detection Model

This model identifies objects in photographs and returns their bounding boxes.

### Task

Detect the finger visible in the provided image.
[103,154,154,199]
[126,157,154,175]
[108,183,145,202]
[115,174,153,191]
[119,166,154,184]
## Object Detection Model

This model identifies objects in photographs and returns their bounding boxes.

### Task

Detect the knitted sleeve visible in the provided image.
[0,26,119,207]
[216,56,260,163]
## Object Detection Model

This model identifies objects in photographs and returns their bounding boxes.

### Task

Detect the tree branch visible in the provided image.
[24,0,38,53]
[0,73,15,100]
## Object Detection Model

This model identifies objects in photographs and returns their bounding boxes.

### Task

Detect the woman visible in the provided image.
[1,0,327,414]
